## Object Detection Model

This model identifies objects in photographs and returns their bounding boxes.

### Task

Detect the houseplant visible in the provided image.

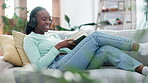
[1,13,27,34]
[55,15,96,31]
[1,3,27,34]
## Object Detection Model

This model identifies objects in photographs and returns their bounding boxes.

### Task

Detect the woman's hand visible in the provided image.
[55,39,76,50]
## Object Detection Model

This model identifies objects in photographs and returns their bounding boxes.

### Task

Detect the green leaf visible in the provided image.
[3,26,8,34]
[80,23,96,27]
[79,23,96,29]
[144,0,148,3]
[1,3,7,9]
[71,26,79,31]
[55,25,70,31]
[65,14,71,28]
[15,7,27,10]
[65,15,70,24]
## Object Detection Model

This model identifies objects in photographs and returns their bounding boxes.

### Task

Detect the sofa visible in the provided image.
[0,29,148,83]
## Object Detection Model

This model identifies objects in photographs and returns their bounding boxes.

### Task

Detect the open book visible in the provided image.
[68,30,88,39]
[68,30,89,45]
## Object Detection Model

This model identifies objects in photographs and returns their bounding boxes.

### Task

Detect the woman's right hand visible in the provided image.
[55,39,76,50]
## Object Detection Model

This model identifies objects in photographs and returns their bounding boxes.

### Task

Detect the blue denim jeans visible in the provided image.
[48,31,142,71]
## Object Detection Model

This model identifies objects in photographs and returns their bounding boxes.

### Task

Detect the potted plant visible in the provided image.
[55,15,96,31]
[1,3,27,34]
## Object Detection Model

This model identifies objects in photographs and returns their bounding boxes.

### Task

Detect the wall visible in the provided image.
[0,0,4,34]
[60,0,98,30]
[15,0,27,19]
[52,0,60,26]
[60,0,142,30]
[27,0,52,15]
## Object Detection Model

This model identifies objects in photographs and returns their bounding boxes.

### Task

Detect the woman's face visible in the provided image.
[34,9,52,34]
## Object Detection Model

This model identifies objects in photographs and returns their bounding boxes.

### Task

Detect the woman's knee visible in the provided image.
[99,45,115,52]
[95,45,114,56]
[98,45,126,58]
[90,31,103,37]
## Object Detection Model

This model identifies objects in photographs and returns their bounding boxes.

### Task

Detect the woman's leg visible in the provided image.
[49,32,135,70]
[86,31,133,51]
[89,31,148,56]
[86,45,142,71]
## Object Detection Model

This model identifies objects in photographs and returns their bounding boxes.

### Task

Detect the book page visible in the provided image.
[68,30,88,40]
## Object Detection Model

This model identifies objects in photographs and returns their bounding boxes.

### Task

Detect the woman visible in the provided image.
[24,6,148,76]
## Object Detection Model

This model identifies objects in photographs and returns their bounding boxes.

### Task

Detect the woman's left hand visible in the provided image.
[55,39,76,50]
[67,39,77,49]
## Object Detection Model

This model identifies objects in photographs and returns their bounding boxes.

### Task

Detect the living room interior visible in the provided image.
[0,0,147,34]
[0,0,148,83]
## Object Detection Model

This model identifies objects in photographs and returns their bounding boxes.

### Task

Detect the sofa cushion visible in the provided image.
[12,30,30,65]
[0,47,3,56]
[99,29,148,43]
[0,35,23,66]
[0,56,14,71]
[48,30,93,39]
[13,68,144,83]
[88,69,145,83]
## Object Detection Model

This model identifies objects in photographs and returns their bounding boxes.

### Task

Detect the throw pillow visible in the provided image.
[12,30,30,65]
[0,35,23,66]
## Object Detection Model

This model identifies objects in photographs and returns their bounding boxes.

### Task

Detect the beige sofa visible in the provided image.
[0,29,148,83]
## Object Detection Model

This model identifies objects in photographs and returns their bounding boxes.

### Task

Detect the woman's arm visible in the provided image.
[55,39,76,50]
[52,33,76,50]
[24,37,60,69]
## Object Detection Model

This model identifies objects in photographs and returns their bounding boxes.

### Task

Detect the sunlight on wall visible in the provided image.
[27,0,52,17]
[5,0,14,18]
[5,0,52,19]
[60,0,95,30]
